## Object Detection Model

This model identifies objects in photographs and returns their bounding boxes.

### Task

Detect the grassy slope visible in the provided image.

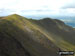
[29,18,75,51]
[0,14,59,56]
[0,14,75,56]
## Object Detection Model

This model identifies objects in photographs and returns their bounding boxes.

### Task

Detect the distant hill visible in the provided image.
[53,16,75,27]
[0,14,75,56]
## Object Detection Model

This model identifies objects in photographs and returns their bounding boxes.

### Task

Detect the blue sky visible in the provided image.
[0,0,75,27]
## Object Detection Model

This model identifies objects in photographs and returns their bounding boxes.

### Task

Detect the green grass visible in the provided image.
[0,14,75,56]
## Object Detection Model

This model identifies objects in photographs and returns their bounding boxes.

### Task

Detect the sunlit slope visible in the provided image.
[29,18,75,51]
[0,14,59,56]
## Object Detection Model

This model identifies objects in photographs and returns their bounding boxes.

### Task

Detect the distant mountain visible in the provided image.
[66,22,75,28]
[0,14,75,56]
[53,16,75,27]
[25,15,75,27]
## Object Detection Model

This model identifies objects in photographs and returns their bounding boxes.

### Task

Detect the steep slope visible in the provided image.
[0,14,59,56]
[29,18,75,51]
[0,14,75,56]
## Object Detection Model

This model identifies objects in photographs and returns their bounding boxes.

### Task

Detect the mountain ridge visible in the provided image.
[0,14,75,56]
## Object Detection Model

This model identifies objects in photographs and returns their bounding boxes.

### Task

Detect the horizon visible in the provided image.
[0,14,75,28]
[0,0,75,27]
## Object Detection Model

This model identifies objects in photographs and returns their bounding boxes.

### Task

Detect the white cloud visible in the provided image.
[0,0,75,16]
[0,0,72,9]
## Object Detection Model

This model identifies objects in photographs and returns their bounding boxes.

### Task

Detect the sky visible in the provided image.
[0,0,75,16]
[0,0,75,25]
